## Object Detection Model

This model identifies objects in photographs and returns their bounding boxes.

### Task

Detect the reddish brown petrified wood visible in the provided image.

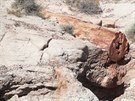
[40,10,130,88]
[41,10,129,62]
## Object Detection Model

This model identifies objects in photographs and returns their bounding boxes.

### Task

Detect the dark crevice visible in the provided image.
[16,85,45,97]
[39,53,44,62]
[0,80,15,100]
[45,86,57,90]
[0,33,6,43]
[40,38,52,51]
[0,91,5,101]
[0,98,6,101]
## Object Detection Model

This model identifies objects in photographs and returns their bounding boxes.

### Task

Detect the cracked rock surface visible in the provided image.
[0,1,99,100]
[0,0,135,101]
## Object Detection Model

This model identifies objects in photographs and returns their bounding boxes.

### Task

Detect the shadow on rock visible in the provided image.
[77,74,125,101]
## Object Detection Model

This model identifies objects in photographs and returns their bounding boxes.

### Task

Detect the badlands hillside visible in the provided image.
[0,0,135,101]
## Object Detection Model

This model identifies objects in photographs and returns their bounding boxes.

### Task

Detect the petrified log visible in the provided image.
[40,10,129,62]
[40,10,130,88]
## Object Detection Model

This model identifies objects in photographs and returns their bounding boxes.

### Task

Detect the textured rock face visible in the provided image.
[114,59,135,101]
[0,65,99,101]
[0,0,135,101]
[0,7,99,100]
